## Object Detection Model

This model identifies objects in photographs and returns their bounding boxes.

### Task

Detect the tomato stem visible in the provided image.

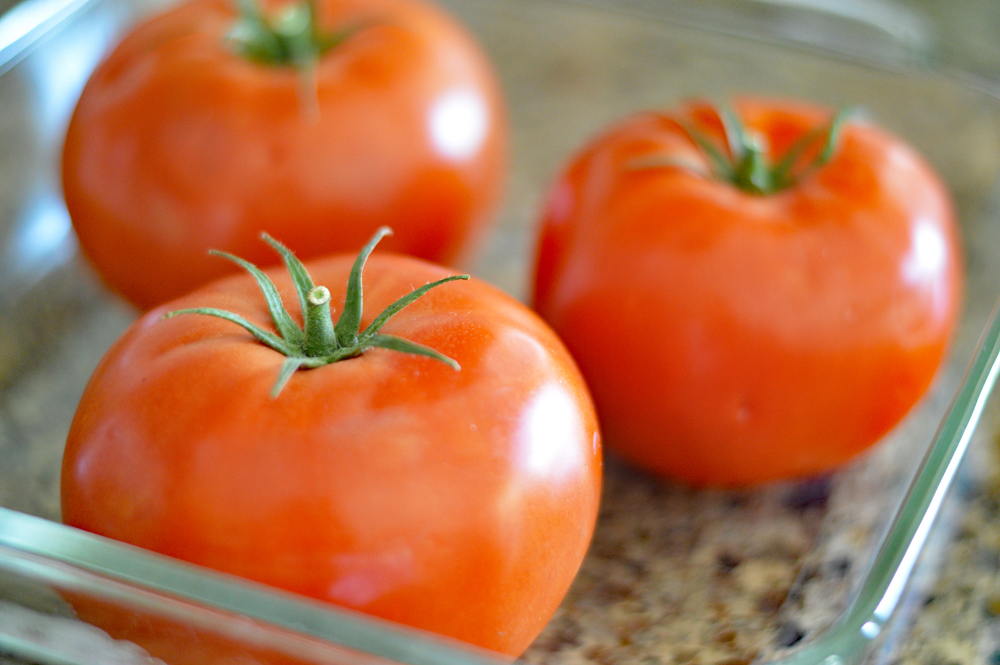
[335,226,388,349]
[638,103,853,196]
[303,285,337,356]
[732,131,774,195]
[164,227,468,397]
[227,0,362,68]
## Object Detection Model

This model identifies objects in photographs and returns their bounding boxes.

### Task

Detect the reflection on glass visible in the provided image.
[4,190,75,283]
[0,0,91,75]
[24,9,115,144]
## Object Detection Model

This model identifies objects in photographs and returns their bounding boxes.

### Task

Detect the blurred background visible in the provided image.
[7,0,999,84]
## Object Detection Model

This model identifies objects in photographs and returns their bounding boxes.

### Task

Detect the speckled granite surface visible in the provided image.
[519,391,1000,665]
[5,1,1000,664]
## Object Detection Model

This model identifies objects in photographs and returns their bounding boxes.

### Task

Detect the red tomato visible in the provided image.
[62,0,506,310]
[61,235,601,657]
[532,98,962,487]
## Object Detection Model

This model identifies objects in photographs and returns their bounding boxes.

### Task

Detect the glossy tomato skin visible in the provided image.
[61,254,601,657]
[532,98,962,487]
[62,0,506,310]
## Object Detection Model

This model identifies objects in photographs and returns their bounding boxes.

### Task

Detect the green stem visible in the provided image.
[227,0,363,69]
[335,227,390,348]
[645,103,854,196]
[732,133,773,195]
[165,229,466,397]
[303,286,337,357]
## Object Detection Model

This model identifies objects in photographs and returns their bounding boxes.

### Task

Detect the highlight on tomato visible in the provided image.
[62,0,507,310]
[531,97,963,487]
[61,229,602,657]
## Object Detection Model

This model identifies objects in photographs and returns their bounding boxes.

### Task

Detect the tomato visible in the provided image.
[62,0,506,310]
[60,231,601,657]
[531,97,962,487]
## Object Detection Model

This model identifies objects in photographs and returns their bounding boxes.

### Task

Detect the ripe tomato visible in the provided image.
[62,0,506,310]
[61,232,601,657]
[532,98,962,487]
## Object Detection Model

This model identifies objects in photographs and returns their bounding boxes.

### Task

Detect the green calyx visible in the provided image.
[164,227,468,397]
[639,104,852,196]
[227,0,359,68]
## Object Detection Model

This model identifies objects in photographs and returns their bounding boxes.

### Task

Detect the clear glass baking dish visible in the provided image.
[4,0,1000,664]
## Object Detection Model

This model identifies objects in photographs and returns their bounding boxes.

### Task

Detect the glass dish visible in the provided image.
[3,0,1000,663]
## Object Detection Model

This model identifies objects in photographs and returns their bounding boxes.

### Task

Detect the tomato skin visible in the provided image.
[61,253,601,657]
[62,0,506,310]
[532,98,962,487]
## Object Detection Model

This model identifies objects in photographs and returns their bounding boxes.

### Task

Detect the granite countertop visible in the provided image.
[5,1,1000,664]
[520,415,1000,665]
